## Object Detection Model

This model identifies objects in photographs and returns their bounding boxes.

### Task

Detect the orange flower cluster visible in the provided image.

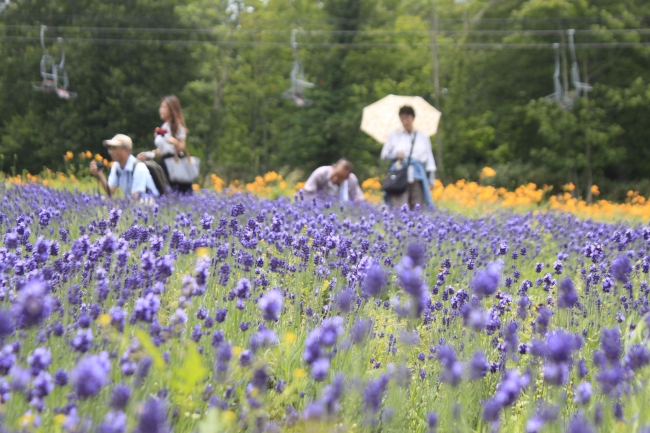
[6,162,650,222]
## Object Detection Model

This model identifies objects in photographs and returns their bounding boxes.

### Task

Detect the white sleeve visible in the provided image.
[107,165,118,188]
[380,133,396,160]
[176,125,187,139]
[424,134,436,173]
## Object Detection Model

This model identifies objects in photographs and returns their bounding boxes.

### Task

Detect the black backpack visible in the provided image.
[137,161,170,195]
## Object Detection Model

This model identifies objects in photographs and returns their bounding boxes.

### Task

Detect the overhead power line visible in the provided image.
[2,24,650,36]
[2,35,650,49]
[2,12,650,24]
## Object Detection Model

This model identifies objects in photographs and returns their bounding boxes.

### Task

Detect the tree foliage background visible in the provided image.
[1,0,650,201]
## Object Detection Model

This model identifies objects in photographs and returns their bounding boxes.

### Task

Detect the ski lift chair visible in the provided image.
[33,26,57,93]
[281,30,314,107]
[33,25,77,100]
[546,44,563,102]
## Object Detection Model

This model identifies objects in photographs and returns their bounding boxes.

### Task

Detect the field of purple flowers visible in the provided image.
[1,183,650,433]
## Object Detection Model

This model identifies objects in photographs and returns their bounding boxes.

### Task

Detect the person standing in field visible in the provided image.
[380,105,436,209]
[138,95,192,194]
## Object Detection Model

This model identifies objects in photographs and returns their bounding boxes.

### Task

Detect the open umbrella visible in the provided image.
[360,95,441,143]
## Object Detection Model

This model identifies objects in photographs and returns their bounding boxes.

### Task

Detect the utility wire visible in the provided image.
[3,24,650,36]
[2,12,650,24]
[3,35,650,49]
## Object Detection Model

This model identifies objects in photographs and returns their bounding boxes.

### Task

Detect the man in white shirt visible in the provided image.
[381,106,436,208]
[89,134,160,200]
[303,158,364,202]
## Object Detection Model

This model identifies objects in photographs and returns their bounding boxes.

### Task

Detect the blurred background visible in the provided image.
[1,0,650,202]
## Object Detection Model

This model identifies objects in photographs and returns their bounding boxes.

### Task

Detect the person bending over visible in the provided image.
[303,158,364,202]
[90,134,160,200]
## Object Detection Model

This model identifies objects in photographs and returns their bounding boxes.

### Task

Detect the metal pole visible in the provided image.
[430,12,444,177]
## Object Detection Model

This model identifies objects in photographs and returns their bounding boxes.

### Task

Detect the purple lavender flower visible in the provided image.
[406,243,426,267]
[351,319,371,344]
[436,345,463,386]
[558,278,578,309]
[567,413,595,433]
[535,307,554,336]
[132,293,161,323]
[319,317,345,347]
[250,329,278,353]
[471,262,502,297]
[470,351,489,380]
[0,309,14,338]
[71,329,94,353]
[625,344,650,371]
[258,289,283,321]
[362,264,386,297]
[234,278,251,299]
[11,277,54,328]
[363,374,390,417]
[110,384,131,409]
[54,369,68,386]
[611,256,632,282]
[214,308,227,323]
[98,410,127,433]
[600,328,622,363]
[27,347,52,376]
[135,398,170,433]
[574,382,592,405]
[427,412,438,431]
[72,354,110,399]
[311,358,330,382]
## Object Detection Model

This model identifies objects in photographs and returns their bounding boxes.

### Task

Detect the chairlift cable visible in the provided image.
[3,35,650,49]
[3,24,650,36]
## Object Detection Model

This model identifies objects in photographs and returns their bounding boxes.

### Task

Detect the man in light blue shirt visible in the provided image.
[89,134,159,200]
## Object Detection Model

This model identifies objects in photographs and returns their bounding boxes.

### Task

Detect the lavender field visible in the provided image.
[1,184,649,433]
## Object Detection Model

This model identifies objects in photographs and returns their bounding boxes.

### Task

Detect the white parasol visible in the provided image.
[360,94,441,143]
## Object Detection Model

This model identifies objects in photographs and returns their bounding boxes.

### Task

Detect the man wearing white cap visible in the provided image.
[89,134,160,199]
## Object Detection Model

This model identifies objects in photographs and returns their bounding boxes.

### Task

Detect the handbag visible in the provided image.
[382,131,417,194]
[164,152,200,184]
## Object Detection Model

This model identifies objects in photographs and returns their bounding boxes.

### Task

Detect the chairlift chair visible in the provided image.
[546,44,563,102]
[33,25,77,100]
[282,29,314,107]
[546,30,591,111]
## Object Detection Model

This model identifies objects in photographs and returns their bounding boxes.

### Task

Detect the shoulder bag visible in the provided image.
[164,150,201,184]
[381,132,416,195]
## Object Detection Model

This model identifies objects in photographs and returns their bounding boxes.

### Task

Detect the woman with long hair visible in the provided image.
[138,95,192,194]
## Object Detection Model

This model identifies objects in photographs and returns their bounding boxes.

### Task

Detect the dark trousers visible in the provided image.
[391,181,424,210]
[161,155,193,195]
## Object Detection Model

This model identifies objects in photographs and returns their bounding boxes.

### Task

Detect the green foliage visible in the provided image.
[2,0,650,199]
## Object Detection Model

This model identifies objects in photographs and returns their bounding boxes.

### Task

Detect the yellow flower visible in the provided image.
[19,413,35,427]
[86,151,93,159]
[196,247,209,258]
[231,346,243,357]
[95,154,103,162]
[264,172,278,183]
[293,368,307,379]
[54,414,67,425]
[591,185,600,196]
[480,167,496,178]
[284,332,297,344]
[192,184,200,191]
[223,411,236,422]
[64,151,73,162]
[563,182,575,192]
[97,314,111,327]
